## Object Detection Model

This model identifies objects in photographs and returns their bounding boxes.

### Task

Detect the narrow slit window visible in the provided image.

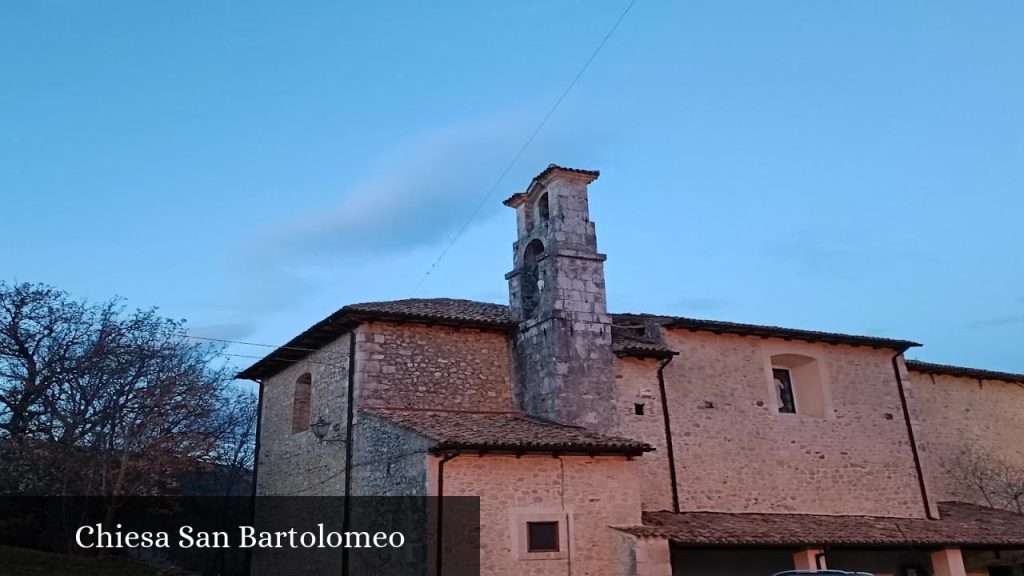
[292,373,312,434]
[526,521,559,552]
[773,368,796,414]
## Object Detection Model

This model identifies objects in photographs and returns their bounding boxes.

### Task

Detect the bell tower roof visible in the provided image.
[503,164,600,207]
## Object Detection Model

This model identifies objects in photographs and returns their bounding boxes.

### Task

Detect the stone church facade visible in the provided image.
[239,165,1024,576]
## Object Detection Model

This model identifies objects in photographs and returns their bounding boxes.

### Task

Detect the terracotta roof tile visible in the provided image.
[617,502,1024,547]
[610,326,677,359]
[503,164,601,206]
[615,313,920,352]
[344,298,514,328]
[362,408,652,455]
[238,298,920,380]
[906,360,1024,384]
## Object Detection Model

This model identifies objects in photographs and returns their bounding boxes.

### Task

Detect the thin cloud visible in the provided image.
[668,296,727,314]
[188,321,258,342]
[764,236,849,275]
[254,113,605,263]
[965,314,1024,329]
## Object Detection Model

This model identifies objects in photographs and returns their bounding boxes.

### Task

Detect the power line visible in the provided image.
[409,0,639,296]
[186,0,640,369]
[187,334,333,355]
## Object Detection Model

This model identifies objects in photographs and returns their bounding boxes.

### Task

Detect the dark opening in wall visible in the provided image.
[526,521,559,552]
[634,403,645,415]
[537,192,550,222]
[521,239,545,318]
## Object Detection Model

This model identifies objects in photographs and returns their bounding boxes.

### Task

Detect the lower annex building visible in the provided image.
[239,165,1024,576]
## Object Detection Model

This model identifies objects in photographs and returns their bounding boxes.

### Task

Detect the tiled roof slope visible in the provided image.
[345,298,514,328]
[610,325,677,359]
[906,360,1024,384]
[238,298,920,380]
[236,299,514,380]
[619,502,1024,547]
[503,164,601,206]
[615,312,920,352]
[362,408,652,456]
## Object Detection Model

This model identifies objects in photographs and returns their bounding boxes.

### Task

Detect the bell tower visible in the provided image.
[504,165,617,430]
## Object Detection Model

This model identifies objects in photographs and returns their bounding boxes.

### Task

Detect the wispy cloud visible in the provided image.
[254,113,603,263]
[764,235,850,275]
[188,320,258,342]
[668,296,727,314]
[965,314,1024,329]
[219,110,608,320]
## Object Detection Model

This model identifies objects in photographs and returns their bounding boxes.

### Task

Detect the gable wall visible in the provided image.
[355,321,514,411]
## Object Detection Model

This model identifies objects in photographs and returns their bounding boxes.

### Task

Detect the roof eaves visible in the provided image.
[235,312,359,381]
[343,307,518,331]
[659,317,921,352]
[905,360,1024,384]
[431,440,651,457]
[613,345,678,360]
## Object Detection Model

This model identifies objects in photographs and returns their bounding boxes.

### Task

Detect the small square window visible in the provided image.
[634,403,645,415]
[526,521,559,552]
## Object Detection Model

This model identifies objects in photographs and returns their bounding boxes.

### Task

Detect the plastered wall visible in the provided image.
[655,330,926,517]
[910,370,1024,505]
[611,356,674,511]
[431,455,641,576]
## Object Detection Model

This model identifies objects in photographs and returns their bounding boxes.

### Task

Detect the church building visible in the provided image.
[239,164,1024,576]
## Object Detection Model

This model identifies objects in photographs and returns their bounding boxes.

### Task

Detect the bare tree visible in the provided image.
[0,282,94,444]
[198,388,258,498]
[0,281,238,499]
[950,448,1024,514]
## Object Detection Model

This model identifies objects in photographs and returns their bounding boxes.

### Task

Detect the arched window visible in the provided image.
[521,239,545,318]
[770,354,826,417]
[292,373,312,434]
[537,193,550,222]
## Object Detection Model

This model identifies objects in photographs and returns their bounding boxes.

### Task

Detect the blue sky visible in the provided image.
[2,1,1022,375]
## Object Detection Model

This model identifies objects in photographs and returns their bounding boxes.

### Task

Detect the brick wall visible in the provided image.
[656,330,925,517]
[910,370,1024,505]
[355,321,513,411]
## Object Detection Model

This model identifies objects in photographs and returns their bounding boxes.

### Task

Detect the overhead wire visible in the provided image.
[408,0,639,296]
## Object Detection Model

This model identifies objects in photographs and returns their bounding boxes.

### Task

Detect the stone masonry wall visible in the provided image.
[431,455,641,576]
[611,356,674,511]
[350,412,432,496]
[256,332,350,496]
[659,330,926,517]
[355,321,513,411]
[909,370,1024,505]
